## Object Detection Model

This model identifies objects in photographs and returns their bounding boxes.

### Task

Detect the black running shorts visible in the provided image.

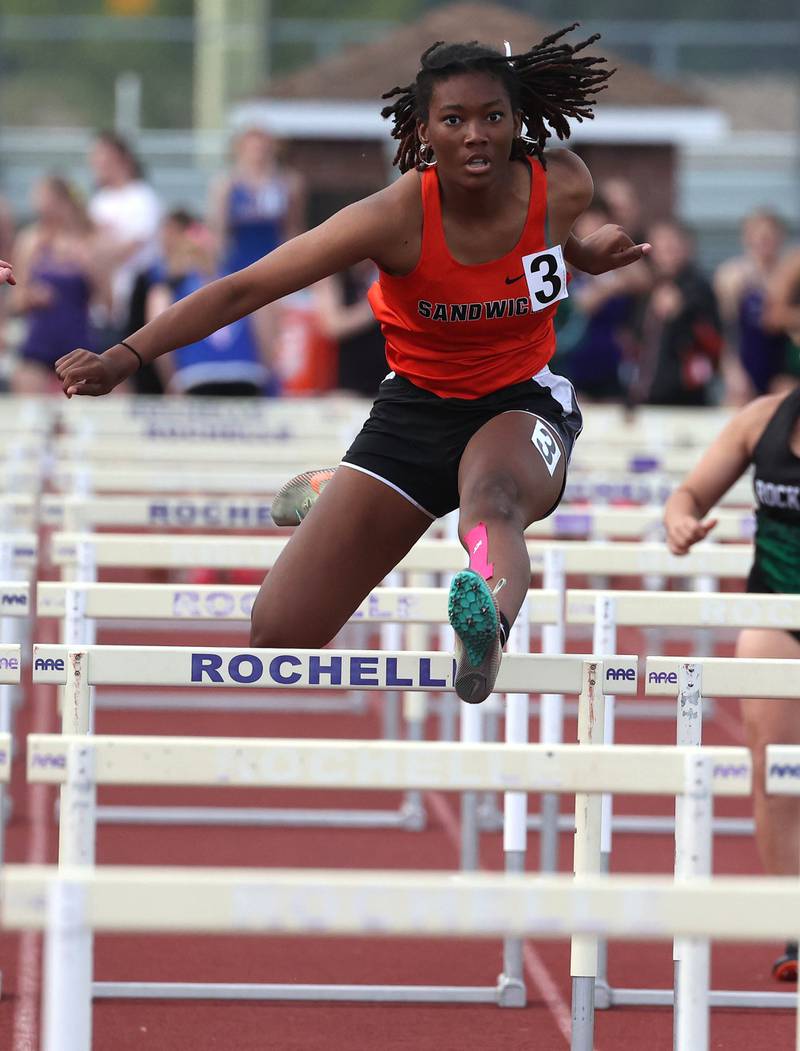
[341,369,583,519]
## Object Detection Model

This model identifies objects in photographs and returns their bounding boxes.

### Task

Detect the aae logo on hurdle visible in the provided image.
[33,657,65,675]
[768,763,800,779]
[647,671,679,685]
[604,666,636,683]
[0,649,21,683]
[0,590,28,610]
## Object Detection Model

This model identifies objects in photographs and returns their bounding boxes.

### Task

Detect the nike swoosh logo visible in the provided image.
[505,274,524,285]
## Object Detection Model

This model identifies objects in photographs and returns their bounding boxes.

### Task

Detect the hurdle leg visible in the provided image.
[43,877,91,1051]
[673,662,703,1048]
[380,573,403,743]
[674,749,713,1051]
[592,595,617,1009]
[693,574,716,659]
[0,541,14,997]
[497,603,530,1008]
[571,660,605,1051]
[478,694,504,827]
[56,652,95,1049]
[399,574,430,830]
[539,549,566,873]
[460,702,483,870]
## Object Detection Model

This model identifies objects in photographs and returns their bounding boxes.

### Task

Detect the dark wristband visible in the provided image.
[119,340,143,370]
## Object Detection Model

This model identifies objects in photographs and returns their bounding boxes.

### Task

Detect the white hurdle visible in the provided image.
[26,726,750,1051]
[46,533,752,857]
[644,655,800,1013]
[35,578,555,837]
[567,588,800,841]
[31,645,638,1028]
[5,865,792,1051]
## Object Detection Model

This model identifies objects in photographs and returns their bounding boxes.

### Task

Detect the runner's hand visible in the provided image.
[0,260,15,285]
[665,514,718,556]
[577,225,651,275]
[55,347,134,398]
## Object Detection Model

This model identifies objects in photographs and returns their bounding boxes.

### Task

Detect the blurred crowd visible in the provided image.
[1,128,800,409]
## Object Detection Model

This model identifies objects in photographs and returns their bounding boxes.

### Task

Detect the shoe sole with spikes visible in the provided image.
[448,569,502,704]
[773,942,798,982]
[270,467,337,526]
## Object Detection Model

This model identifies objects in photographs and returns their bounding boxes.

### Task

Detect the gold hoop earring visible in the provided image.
[418,141,436,168]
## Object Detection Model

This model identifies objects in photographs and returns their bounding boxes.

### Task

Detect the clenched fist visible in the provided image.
[664,513,718,556]
[54,346,137,398]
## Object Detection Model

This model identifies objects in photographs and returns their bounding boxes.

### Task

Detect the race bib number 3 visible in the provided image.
[532,419,562,476]
[521,244,569,312]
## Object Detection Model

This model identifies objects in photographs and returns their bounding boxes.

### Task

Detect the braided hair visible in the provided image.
[380,25,614,173]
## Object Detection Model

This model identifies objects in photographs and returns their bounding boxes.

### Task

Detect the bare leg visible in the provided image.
[738,628,800,876]
[448,411,567,702]
[250,466,432,647]
[457,411,566,628]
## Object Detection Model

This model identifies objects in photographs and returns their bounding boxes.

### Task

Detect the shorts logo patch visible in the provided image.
[521,245,569,312]
[532,419,561,476]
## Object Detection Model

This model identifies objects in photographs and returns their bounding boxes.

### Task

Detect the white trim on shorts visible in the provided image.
[338,461,437,520]
[499,409,568,463]
[532,364,577,416]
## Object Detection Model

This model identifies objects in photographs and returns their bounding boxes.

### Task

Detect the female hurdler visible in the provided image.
[53,28,649,704]
[665,390,800,980]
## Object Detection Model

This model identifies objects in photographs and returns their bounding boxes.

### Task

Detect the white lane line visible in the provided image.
[426,790,571,1046]
[11,681,53,1051]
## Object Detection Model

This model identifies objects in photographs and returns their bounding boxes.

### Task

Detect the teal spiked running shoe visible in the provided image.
[448,569,503,704]
[270,467,336,526]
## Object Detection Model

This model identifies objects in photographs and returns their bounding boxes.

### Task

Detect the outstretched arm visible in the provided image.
[55,184,403,397]
[663,396,774,554]
[545,149,650,275]
[565,227,651,275]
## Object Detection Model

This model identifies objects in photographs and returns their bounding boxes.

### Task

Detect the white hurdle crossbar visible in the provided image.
[41,493,757,540]
[643,655,800,1013]
[36,581,559,628]
[26,732,749,1051]
[1,867,793,1051]
[32,645,638,696]
[564,473,753,509]
[50,532,754,578]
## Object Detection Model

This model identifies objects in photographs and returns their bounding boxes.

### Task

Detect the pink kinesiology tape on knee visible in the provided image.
[465,522,494,579]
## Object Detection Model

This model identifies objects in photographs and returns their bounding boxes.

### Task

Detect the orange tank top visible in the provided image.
[368,155,567,400]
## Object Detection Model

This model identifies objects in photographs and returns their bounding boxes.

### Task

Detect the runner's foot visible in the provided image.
[772,942,798,982]
[448,569,503,704]
[270,467,336,525]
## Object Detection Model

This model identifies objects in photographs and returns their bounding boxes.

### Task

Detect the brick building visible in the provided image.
[233,3,727,227]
